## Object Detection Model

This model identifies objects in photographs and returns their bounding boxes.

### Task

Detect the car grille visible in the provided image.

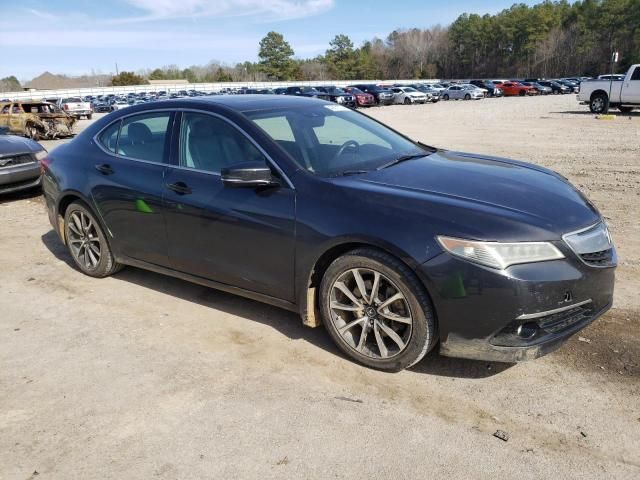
[0,154,35,168]
[580,248,614,267]
[536,304,593,334]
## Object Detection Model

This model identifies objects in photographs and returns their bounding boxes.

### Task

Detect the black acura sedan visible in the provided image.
[41,96,615,370]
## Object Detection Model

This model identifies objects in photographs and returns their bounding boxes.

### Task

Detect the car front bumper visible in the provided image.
[0,161,42,194]
[417,249,616,362]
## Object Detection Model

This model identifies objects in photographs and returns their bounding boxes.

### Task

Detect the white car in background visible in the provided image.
[442,84,485,100]
[111,101,130,111]
[390,87,428,104]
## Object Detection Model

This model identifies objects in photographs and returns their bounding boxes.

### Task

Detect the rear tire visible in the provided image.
[589,92,609,114]
[87,114,93,120]
[320,248,436,371]
[64,201,123,278]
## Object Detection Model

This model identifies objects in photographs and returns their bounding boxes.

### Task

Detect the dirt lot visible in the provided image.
[1,95,639,479]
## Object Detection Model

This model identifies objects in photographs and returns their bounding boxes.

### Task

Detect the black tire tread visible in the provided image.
[64,201,123,278]
[320,247,436,371]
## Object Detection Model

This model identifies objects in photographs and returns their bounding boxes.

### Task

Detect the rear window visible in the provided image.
[63,97,82,103]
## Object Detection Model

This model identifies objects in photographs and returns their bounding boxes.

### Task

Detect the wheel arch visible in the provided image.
[589,89,608,101]
[55,191,98,245]
[298,237,432,328]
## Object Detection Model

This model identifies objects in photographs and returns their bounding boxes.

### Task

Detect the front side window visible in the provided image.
[179,112,266,173]
[118,112,172,162]
[245,104,429,177]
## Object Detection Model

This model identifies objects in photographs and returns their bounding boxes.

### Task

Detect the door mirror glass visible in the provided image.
[221,161,279,188]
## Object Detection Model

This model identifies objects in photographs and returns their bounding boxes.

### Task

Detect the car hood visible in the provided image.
[354,150,600,236]
[0,135,43,157]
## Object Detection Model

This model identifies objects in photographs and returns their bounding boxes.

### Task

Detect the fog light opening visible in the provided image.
[516,322,539,339]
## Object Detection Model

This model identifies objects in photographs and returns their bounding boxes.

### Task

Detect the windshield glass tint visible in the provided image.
[245,105,426,177]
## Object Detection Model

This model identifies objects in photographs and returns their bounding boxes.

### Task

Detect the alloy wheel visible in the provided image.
[67,210,102,270]
[329,268,413,359]
[591,97,604,113]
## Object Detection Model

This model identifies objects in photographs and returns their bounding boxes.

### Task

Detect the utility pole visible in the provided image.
[115,62,119,75]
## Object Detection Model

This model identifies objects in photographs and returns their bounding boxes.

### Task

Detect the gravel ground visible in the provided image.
[1,95,639,479]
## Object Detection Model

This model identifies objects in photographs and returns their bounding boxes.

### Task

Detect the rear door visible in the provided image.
[90,110,174,266]
[622,66,640,103]
[162,111,296,301]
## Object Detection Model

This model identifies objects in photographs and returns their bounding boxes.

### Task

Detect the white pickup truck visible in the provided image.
[57,97,93,120]
[578,64,640,113]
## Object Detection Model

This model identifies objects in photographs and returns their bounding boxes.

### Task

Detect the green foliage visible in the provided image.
[258,31,296,80]
[110,71,148,86]
[0,75,21,92]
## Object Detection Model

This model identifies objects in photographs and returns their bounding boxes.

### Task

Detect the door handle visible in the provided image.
[166,181,192,195]
[95,163,114,175]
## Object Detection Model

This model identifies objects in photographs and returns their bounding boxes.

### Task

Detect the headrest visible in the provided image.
[128,122,152,143]
[190,118,217,139]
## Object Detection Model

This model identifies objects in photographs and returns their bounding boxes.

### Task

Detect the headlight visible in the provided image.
[34,150,48,161]
[437,236,564,270]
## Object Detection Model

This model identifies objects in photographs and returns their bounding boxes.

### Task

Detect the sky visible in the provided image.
[1,0,548,81]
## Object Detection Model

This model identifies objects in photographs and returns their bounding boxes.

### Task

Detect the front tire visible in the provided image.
[320,248,436,371]
[464,93,471,100]
[403,97,412,105]
[442,94,449,101]
[589,92,609,114]
[64,201,122,278]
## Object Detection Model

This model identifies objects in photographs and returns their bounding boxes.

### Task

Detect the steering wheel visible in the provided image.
[333,140,360,162]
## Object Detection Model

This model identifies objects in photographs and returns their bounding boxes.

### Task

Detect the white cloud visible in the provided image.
[117,0,334,22]
[0,29,260,52]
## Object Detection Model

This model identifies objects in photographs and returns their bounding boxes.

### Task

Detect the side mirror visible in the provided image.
[221,161,279,188]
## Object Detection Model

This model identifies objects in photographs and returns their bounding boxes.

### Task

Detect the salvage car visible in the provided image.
[315,86,356,107]
[0,101,75,140]
[349,84,395,105]
[441,84,484,100]
[41,96,616,370]
[343,87,376,107]
[284,86,330,101]
[0,127,47,194]
[495,81,537,96]
[390,87,428,104]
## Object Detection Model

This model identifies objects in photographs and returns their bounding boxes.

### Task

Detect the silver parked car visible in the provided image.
[0,127,46,194]
[442,84,485,101]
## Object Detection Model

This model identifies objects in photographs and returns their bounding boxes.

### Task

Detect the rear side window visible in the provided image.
[99,121,120,153]
[631,68,640,81]
[179,112,266,173]
[118,112,172,163]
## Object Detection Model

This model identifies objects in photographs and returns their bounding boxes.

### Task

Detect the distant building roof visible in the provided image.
[148,79,189,85]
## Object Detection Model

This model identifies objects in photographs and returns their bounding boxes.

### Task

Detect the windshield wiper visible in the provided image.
[333,169,371,177]
[376,153,430,170]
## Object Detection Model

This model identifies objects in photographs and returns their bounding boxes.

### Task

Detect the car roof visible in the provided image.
[181,94,329,111]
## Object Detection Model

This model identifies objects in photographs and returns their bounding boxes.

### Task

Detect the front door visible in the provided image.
[623,66,640,103]
[89,111,174,266]
[162,111,296,301]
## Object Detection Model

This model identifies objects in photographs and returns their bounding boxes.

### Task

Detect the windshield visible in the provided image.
[245,104,429,177]
[403,87,418,92]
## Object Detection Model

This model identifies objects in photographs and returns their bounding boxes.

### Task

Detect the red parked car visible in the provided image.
[344,87,375,107]
[495,81,538,96]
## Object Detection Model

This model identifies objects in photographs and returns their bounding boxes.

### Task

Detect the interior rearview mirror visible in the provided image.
[221,161,279,188]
